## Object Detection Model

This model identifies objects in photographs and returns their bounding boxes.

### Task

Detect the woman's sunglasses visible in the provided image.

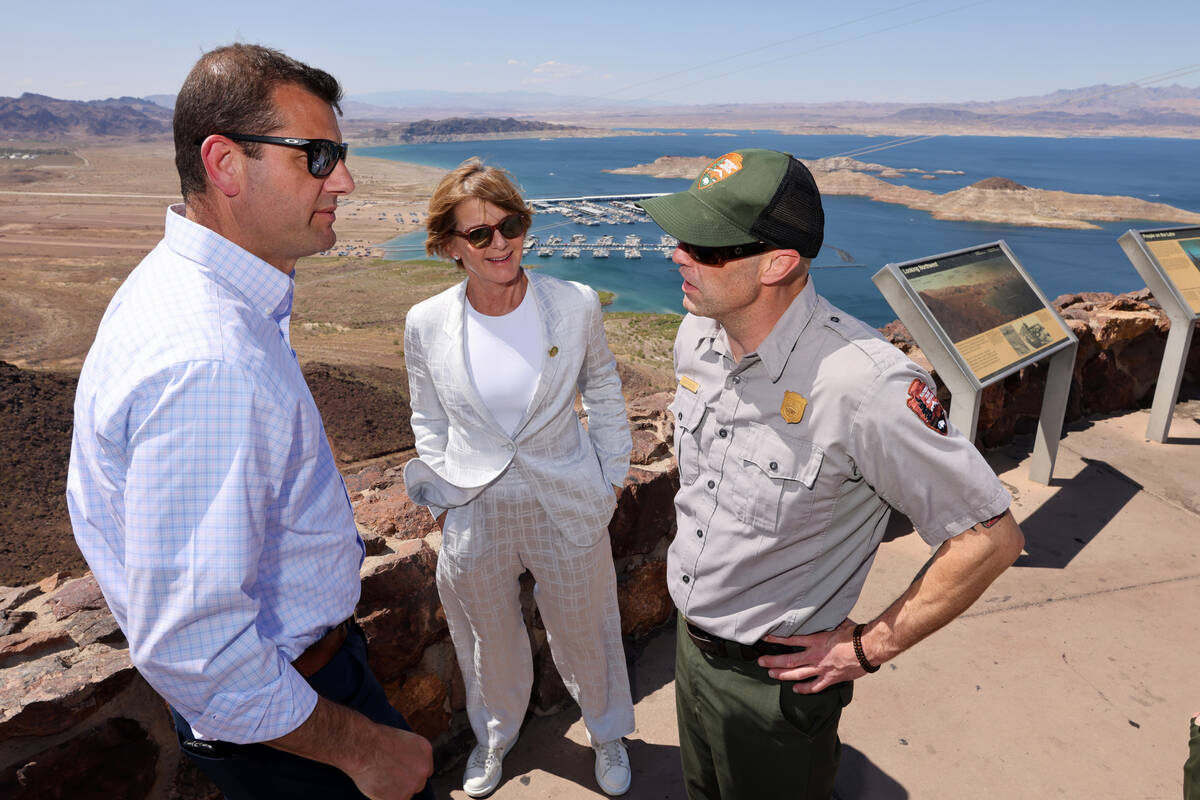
[452,214,529,249]
[679,240,775,266]
[202,134,349,177]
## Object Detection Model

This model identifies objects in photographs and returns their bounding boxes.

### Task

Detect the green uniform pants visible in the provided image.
[674,615,853,800]
[1186,718,1200,800]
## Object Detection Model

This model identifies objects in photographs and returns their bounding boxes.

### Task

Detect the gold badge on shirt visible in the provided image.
[679,375,699,393]
[780,391,807,424]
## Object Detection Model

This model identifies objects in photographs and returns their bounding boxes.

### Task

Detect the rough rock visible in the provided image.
[0,584,42,612]
[618,560,673,638]
[387,671,450,741]
[342,463,396,497]
[0,610,35,636]
[357,539,447,676]
[48,575,106,620]
[609,467,680,560]
[38,573,69,593]
[630,427,671,465]
[0,629,73,666]
[353,480,437,541]
[0,717,158,799]
[0,648,136,741]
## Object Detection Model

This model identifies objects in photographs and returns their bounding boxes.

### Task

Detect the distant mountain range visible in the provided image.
[0,93,172,138]
[355,117,578,144]
[2,84,1198,140]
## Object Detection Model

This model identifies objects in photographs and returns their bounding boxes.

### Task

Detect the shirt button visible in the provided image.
[696,529,703,538]
[769,461,778,471]
[732,376,741,384]
[718,428,728,438]
[831,315,840,322]
[707,479,715,489]
[682,575,691,584]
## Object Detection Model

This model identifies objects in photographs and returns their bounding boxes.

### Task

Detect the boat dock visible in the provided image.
[521,194,679,258]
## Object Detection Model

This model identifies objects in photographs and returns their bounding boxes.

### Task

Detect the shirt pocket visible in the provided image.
[731,422,824,532]
[668,390,708,486]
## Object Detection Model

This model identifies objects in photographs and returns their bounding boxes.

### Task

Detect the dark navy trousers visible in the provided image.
[171,623,433,800]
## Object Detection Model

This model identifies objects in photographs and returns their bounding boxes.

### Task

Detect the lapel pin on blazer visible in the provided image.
[548,345,559,357]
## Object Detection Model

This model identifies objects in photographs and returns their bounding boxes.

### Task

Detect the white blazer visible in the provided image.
[402,270,631,546]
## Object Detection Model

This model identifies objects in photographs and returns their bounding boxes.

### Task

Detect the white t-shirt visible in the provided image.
[464,290,543,436]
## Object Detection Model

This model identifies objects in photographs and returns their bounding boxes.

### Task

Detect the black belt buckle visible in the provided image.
[753,639,804,657]
[686,620,804,661]
[179,735,241,759]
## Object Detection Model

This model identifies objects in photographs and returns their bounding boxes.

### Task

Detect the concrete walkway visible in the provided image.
[431,401,1200,799]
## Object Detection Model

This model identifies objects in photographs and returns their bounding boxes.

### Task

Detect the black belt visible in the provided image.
[684,620,805,661]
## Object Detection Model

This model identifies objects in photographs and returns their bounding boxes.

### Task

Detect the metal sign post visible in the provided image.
[1117,226,1200,443]
[873,241,1078,485]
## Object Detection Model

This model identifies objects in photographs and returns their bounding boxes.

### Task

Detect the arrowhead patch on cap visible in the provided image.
[698,153,744,189]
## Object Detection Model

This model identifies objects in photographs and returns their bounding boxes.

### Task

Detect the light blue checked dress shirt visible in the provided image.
[67,205,365,743]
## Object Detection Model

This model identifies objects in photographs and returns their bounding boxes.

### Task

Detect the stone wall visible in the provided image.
[2,290,1197,799]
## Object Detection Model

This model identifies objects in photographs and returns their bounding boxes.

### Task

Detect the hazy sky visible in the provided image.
[3,0,1198,105]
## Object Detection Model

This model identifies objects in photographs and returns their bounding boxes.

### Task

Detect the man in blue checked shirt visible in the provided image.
[66,44,433,800]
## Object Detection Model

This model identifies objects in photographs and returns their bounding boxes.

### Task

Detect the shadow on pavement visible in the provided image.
[835,744,909,799]
[1014,457,1141,570]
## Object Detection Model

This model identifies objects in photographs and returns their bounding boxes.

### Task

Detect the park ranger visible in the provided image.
[637,149,1025,800]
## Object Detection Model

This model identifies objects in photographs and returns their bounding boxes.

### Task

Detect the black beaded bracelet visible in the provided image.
[852,623,880,673]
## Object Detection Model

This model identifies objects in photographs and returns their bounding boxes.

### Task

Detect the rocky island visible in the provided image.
[606,155,1200,230]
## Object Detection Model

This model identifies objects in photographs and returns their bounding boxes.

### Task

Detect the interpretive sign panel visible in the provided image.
[874,240,1077,483]
[1117,226,1200,442]
[895,243,1072,384]
[1138,226,1200,315]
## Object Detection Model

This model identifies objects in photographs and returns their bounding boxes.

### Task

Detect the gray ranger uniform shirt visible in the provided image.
[668,279,1011,644]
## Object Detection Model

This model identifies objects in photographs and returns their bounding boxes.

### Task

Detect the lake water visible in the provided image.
[362,132,1200,326]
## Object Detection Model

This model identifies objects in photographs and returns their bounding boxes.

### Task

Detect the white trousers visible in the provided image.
[436,470,635,749]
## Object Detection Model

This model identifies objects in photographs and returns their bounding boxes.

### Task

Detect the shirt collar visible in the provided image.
[686,278,820,382]
[164,204,294,321]
[754,278,820,381]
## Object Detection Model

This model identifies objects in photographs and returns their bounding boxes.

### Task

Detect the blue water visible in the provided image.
[362,132,1200,326]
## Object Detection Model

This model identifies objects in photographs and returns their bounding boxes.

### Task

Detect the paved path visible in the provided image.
[431,401,1200,799]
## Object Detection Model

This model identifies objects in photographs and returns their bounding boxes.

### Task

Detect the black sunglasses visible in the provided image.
[679,240,775,266]
[202,134,348,177]
[451,214,529,249]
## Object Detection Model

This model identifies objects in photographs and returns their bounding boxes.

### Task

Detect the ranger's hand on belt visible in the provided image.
[757,618,868,692]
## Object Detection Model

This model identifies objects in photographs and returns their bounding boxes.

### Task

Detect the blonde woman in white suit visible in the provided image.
[402,159,635,798]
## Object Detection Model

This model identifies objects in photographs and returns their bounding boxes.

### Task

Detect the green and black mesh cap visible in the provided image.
[636,149,824,257]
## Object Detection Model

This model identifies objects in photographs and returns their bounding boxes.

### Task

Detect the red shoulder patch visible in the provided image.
[906,379,948,435]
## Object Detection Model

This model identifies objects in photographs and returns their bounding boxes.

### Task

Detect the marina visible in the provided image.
[504,194,713,263]
[521,198,680,257]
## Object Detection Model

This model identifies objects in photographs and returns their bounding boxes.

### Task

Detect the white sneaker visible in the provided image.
[462,741,512,798]
[592,737,631,796]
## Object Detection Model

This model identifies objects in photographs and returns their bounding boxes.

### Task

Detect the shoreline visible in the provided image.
[606,155,1200,231]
